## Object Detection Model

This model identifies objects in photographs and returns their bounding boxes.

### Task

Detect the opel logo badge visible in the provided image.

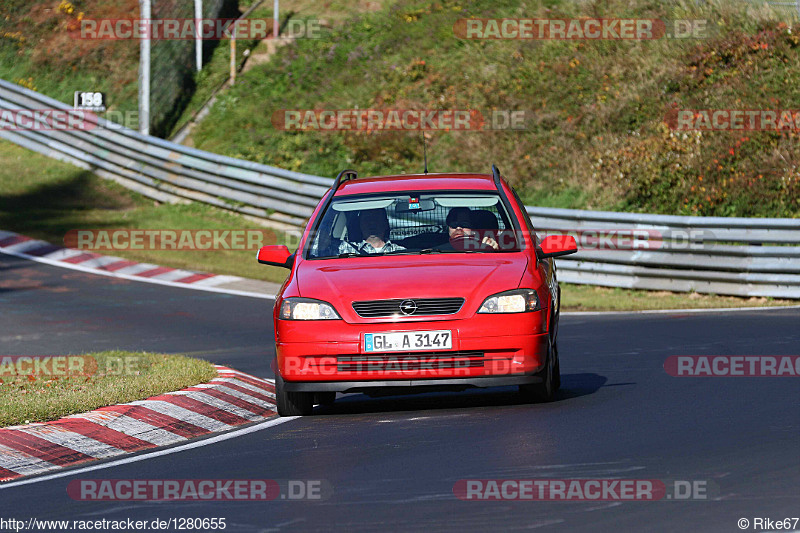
[399,299,418,316]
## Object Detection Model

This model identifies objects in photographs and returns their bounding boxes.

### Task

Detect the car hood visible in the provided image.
[296,254,528,323]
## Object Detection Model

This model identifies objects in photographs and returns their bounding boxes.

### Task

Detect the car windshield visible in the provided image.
[306,192,521,259]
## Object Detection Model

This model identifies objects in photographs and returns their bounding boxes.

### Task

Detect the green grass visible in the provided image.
[166,38,240,140]
[191,0,800,218]
[0,140,294,284]
[0,1,391,138]
[560,284,796,312]
[166,2,286,139]
[170,1,396,140]
[0,0,279,138]
[1,139,797,309]
[0,351,217,427]
[0,0,140,128]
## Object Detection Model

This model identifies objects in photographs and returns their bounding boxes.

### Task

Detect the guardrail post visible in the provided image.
[138,0,151,135]
[230,22,237,85]
[195,0,203,72]
[274,0,279,38]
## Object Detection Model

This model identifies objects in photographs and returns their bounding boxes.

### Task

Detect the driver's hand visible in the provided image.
[482,236,499,250]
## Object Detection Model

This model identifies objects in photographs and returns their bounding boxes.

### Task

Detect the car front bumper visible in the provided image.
[282,374,544,393]
[276,311,550,388]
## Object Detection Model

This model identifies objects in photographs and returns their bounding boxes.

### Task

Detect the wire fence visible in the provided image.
[148,0,233,136]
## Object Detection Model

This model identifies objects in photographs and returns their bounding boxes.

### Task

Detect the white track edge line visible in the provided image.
[4,240,799,313]
[561,303,800,317]
[0,247,276,300]
[0,416,297,489]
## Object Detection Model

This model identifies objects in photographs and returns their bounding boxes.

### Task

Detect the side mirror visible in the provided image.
[536,235,578,260]
[257,245,294,269]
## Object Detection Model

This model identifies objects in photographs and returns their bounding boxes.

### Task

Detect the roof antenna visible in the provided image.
[422,131,429,174]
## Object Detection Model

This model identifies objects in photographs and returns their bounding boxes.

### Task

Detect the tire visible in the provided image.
[551,293,561,391]
[315,392,336,406]
[275,372,314,416]
[519,339,555,403]
[552,341,561,391]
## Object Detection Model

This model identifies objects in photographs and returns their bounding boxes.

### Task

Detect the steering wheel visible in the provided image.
[449,234,484,252]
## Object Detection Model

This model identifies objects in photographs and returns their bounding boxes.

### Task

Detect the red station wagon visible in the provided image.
[258,166,578,415]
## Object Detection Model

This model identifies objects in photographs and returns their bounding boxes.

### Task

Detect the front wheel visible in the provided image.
[275,372,314,416]
[552,341,561,391]
[519,340,557,403]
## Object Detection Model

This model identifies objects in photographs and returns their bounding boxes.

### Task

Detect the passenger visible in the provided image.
[339,208,405,254]
[444,207,499,251]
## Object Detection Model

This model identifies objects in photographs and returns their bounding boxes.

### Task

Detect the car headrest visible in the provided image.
[472,209,499,231]
[345,211,362,242]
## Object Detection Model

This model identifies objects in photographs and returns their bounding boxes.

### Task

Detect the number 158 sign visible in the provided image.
[73,91,106,111]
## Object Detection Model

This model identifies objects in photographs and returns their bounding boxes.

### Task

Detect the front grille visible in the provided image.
[352,297,465,318]
[337,351,484,372]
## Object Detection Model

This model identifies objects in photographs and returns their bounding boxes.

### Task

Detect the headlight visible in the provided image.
[478,289,540,313]
[279,298,341,320]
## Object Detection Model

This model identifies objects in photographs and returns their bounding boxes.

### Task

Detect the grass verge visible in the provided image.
[1,140,797,310]
[169,1,394,141]
[0,351,217,427]
[0,140,294,284]
[560,284,796,312]
[191,0,800,218]
[0,0,390,139]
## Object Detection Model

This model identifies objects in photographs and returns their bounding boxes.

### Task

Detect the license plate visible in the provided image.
[364,330,452,352]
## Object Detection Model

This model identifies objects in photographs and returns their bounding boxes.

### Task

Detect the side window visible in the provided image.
[510,187,539,247]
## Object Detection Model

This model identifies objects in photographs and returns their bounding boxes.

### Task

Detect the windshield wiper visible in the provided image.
[381,248,444,255]
[338,252,363,258]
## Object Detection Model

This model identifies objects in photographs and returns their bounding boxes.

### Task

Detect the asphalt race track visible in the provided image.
[1,252,798,532]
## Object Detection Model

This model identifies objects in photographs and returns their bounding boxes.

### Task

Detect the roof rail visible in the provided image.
[333,169,358,192]
[491,163,523,247]
[491,164,501,188]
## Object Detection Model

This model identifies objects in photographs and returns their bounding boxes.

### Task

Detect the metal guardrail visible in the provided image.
[0,78,330,229]
[1,79,798,298]
[744,0,800,17]
[529,207,800,298]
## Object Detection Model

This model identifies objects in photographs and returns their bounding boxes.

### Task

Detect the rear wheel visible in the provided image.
[519,340,556,403]
[275,373,314,416]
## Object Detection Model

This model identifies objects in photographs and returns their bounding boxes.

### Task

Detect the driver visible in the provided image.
[445,207,499,251]
[339,208,405,254]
